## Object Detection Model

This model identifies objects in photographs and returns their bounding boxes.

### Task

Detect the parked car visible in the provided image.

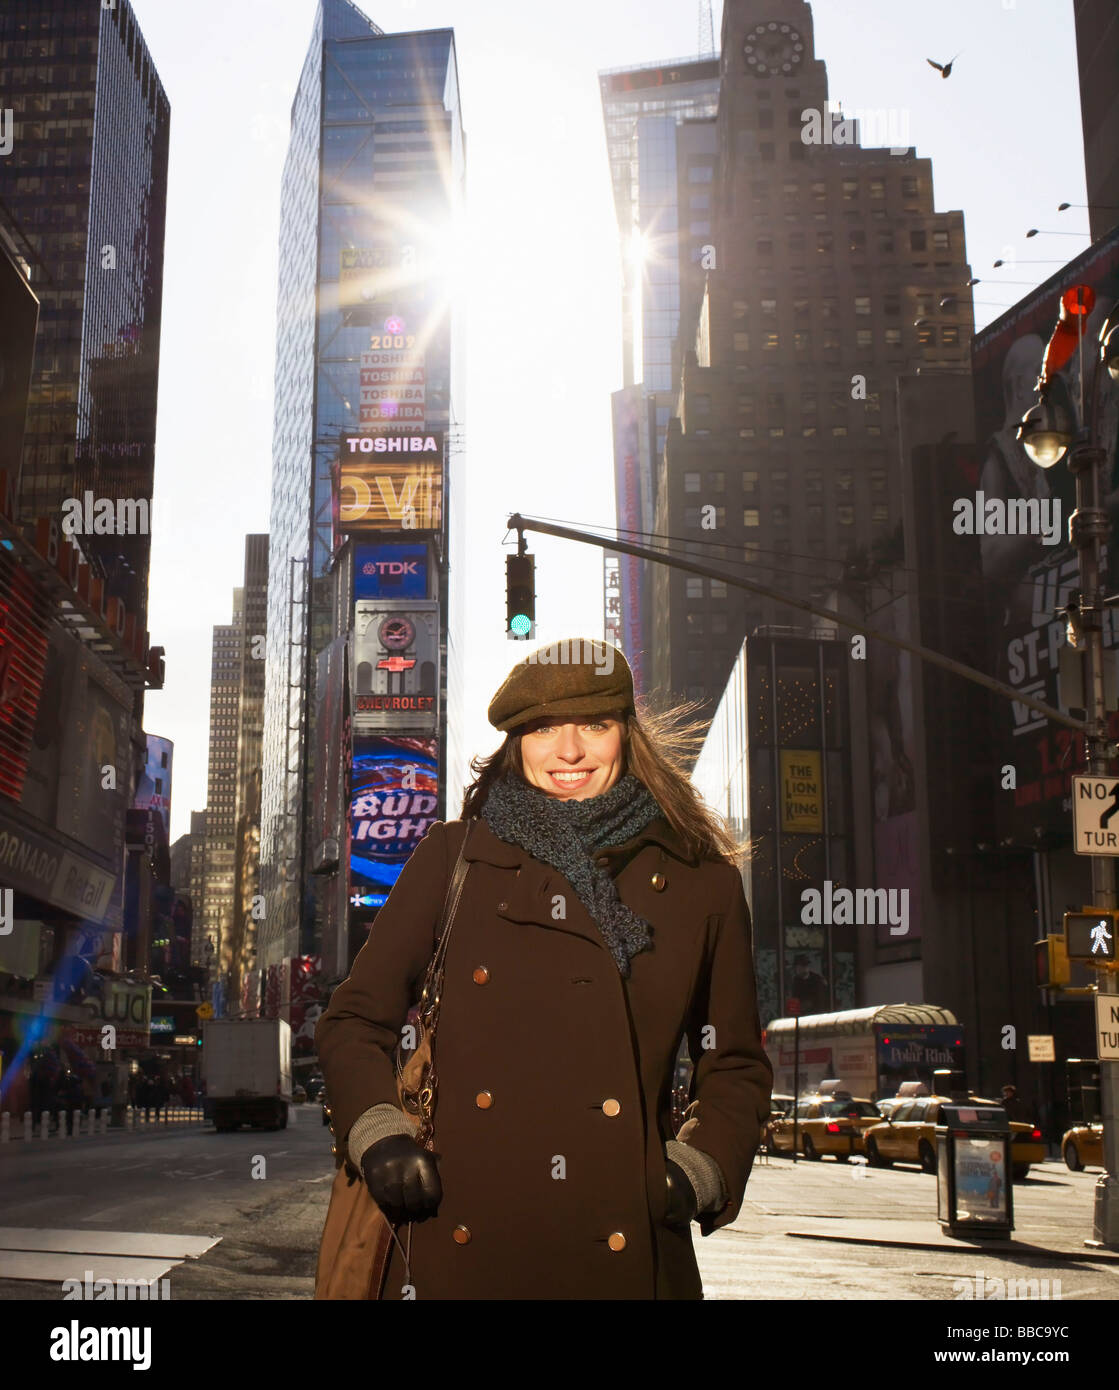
[863,1094,1044,1179]
[1062,1123,1104,1171]
[768,1092,882,1161]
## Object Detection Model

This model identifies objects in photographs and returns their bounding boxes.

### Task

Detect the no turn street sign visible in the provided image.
[1096,994,1119,1062]
[1072,776,1119,855]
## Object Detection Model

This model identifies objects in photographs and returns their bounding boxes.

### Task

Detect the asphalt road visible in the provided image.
[1,1116,1117,1301]
[0,1106,334,1300]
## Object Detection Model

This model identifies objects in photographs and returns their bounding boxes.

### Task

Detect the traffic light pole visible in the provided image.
[1066,442,1119,1246]
[506,514,1086,731]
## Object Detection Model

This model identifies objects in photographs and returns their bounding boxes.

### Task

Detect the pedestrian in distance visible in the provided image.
[317,638,774,1300]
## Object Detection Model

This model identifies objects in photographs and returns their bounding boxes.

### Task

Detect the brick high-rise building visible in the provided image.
[650,0,973,710]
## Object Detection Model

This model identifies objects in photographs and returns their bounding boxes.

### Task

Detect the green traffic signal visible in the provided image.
[506,553,535,638]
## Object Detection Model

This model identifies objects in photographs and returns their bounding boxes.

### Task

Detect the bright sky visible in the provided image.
[132,0,1088,842]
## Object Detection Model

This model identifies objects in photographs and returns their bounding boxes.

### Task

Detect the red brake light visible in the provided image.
[1031,1128,1041,1142]
[825,1122,841,1133]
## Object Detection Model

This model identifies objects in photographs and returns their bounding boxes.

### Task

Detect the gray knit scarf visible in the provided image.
[480,772,664,977]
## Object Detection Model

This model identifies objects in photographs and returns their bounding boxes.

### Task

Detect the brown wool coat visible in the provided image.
[315,815,774,1300]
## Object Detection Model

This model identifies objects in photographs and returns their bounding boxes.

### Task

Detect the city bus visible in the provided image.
[763,1004,966,1101]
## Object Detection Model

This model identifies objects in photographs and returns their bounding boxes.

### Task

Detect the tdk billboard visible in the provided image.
[353,542,428,600]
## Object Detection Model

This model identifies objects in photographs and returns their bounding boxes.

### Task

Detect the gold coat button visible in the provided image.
[497,901,508,911]
[472,966,490,985]
[607,1232,626,1252]
[650,873,667,891]
[452,1225,471,1245]
[475,1091,494,1109]
[602,1099,621,1117]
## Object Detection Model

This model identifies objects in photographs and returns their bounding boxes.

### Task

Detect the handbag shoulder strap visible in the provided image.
[418,822,472,1012]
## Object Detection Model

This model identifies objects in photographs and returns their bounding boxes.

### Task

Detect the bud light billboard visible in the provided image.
[350,735,439,910]
[354,542,429,600]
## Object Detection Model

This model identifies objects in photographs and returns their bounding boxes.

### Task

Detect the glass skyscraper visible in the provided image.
[260,0,464,977]
[0,0,169,633]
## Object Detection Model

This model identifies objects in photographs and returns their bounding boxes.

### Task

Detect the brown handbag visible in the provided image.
[314,827,473,1300]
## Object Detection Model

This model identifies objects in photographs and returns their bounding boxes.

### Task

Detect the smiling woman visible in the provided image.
[315,637,773,1300]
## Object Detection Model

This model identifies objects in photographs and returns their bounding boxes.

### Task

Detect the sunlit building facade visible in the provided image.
[260,0,465,979]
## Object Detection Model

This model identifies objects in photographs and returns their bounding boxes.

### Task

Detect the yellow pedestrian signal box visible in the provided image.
[1035,936,1070,988]
[1063,910,1118,962]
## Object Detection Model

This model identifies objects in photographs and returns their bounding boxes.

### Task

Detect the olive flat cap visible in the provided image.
[488,638,634,732]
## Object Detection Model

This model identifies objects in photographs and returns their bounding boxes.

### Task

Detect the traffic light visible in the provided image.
[1035,936,1070,988]
[506,553,535,639]
[1064,910,1118,962]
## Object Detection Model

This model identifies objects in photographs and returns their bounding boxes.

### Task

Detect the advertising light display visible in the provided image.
[349,736,438,910]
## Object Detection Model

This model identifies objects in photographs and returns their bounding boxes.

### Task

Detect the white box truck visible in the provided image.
[202,1018,292,1132]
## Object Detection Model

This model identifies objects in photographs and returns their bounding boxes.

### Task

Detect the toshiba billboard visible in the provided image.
[333,432,444,536]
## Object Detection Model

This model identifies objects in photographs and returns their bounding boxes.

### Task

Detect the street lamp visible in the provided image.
[1018,284,1119,1247]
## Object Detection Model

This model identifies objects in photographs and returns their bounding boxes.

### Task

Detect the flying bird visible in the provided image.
[927,52,961,79]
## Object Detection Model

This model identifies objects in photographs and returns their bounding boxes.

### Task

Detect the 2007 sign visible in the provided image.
[370,335,416,350]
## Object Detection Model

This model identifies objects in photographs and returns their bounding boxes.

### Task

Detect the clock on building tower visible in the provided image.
[743,20,805,76]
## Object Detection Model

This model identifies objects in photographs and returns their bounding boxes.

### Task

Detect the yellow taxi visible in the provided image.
[863,1095,1045,1180]
[1062,1124,1103,1171]
[767,1088,882,1161]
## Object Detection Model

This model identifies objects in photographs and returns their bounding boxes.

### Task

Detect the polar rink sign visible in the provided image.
[1072,775,1119,855]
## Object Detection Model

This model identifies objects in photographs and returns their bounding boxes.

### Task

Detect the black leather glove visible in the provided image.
[360,1134,442,1223]
[664,1157,699,1228]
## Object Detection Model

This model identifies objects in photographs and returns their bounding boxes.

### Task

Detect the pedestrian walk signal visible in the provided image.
[1063,910,1118,962]
[506,553,535,639]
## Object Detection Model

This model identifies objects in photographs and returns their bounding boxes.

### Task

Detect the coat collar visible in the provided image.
[459,813,699,869]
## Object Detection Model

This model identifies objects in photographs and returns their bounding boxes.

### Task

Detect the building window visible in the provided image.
[817,232,833,255]
[811,181,826,201]
[689,165,714,183]
[742,470,758,493]
[872,504,889,523]
[783,181,798,198]
[710,579,727,599]
[942,324,961,346]
[732,298,748,319]
[757,237,773,256]
[883,293,900,317]
[711,613,728,635]
[869,178,885,199]
[739,427,756,438]
[737,391,755,415]
[807,504,824,530]
[933,229,949,251]
[684,507,700,528]
[870,469,887,492]
[686,577,704,599]
[734,331,750,352]
[855,329,872,349]
[836,471,854,492]
[917,325,936,345]
[849,229,865,252]
[910,229,927,251]
[708,470,725,493]
[821,297,838,319]
[832,424,849,436]
[885,327,902,347]
[794,330,810,351]
[686,613,706,635]
[823,331,840,350]
[878,230,895,254]
[744,542,761,563]
[761,298,777,319]
[854,295,871,316]
[743,507,760,527]
[684,471,701,493]
[764,332,779,351]
[772,470,789,493]
[806,471,823,493]
[837,505,855,525]
[902,176,919,198]
[772,505,789,527]
[842,179,858,201]
[793,298,810,321]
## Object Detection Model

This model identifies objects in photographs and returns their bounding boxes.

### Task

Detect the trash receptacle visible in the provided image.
[935,1103,1014,1238]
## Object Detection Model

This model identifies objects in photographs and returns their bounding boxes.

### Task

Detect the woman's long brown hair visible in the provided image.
[460,701,746,865]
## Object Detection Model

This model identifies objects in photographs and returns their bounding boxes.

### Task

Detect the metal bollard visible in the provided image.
[126,1105,134,1131]
[23,1111,31,1142]
[39,1110,48,1140]
[1,1112,9,1143]
[99,1108,109,1135]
